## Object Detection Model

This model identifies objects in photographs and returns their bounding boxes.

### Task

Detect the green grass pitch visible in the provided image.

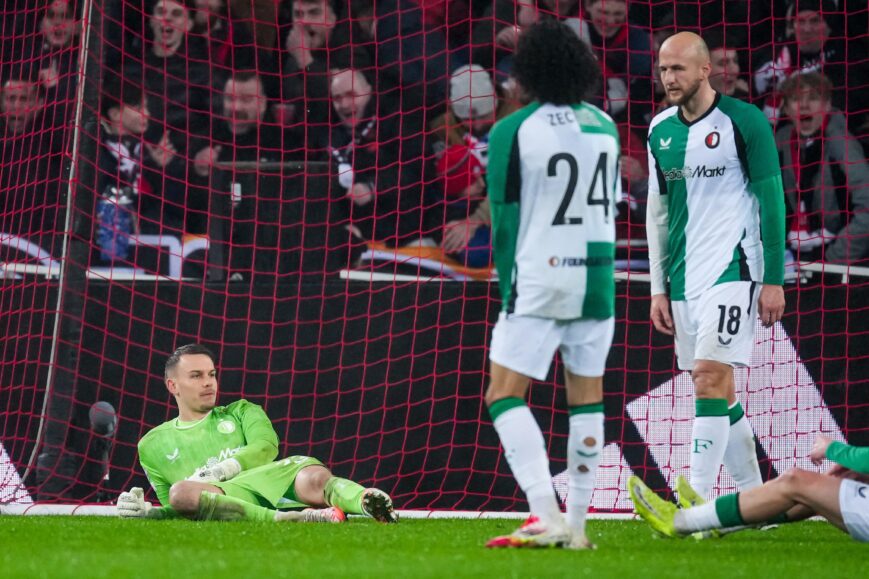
[0,517,863,578]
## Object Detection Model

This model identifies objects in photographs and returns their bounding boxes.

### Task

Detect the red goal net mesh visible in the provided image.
[0,0,867,510]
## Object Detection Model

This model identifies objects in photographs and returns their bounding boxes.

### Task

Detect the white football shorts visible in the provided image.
[671,281,759,371]
[840,478,869,542]
[489,312,615,380]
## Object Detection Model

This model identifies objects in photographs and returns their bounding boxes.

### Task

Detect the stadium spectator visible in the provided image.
[573,0,653,133]
[348,0,448,115]
[411,0,473,58]
[0,75,43,137]
[190,71,295,275]
[193,71,285,177]
[104,0,266,74]
[470,1,586,78]
[469,1,547,74]
[539,0,582,16]
[36,0,80,127]
[0,69,63,253]
[436,144,491,266]
[776,72,869,264]
[0,72,42,126]
[704,29,751,102]
[428,65,517,265]
[634,0,859,52]
[98,79,148,212]
[649,26,675,117]
[633,1,755,47]
[123,0,213,234]
[753,0,868,131]
[226,0,286,100]
[429,65,510,159]
[281,0,370,144]
[322,67,429,247]
[616,123,648,236]
[98,75,188,240]
[102,0,147,71]
[239,0,284,49]
[191,0,257,69]
[133,0,212,135]
[96,78,146,262]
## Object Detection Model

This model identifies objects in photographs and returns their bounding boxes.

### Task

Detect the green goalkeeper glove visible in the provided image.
[186,458,242,484]
[117,487,152,518]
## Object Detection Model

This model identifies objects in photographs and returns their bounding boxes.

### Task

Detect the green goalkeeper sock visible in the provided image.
[198,492,276,522]
[324,477,366,515]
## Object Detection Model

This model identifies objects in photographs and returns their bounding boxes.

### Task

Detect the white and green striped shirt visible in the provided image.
[488,101,621,320]
[646,94,786,301]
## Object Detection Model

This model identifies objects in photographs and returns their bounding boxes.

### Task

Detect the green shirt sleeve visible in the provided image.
[731,102,786,285]
[752,175,786,285]
[138,439,172,507]
[135,439,181,517]
[826,441,869,475]
[488,104,538,308]
[227,399,279,470]
[488,111,521,307]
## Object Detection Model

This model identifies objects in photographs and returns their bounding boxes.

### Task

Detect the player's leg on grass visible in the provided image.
[720,283,764,492]
[293,464,398,523]
[737,468,846,530]
[628,476,680,538]
[689,359,732,499]
[170,480,274,522]
[559,316,613,548]
[358,488,398,523]
[485,362,569,547]
[676,474,706,509]
[714,503,816,536]
[689,282,764,499]
[169,480,343,523]
[675,474,723,539]
[675,468,846,535]
[723,374,763,492]
[563,371,604,550]
[779,503,817,522]
[672,302,732,501]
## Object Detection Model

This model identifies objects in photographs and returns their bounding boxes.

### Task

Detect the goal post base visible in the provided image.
[0,503,635,520]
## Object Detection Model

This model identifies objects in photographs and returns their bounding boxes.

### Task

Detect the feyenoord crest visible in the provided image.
[705,131,720,148]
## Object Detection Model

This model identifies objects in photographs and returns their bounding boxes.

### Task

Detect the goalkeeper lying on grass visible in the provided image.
[117,344,398,524]
[629,434,868,542]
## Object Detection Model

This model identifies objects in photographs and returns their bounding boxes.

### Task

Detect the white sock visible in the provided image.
[690,411,730,499]
[493,404,563,528]
[723,404,763,491]
[566,409,603,536]
[674,502,721,533]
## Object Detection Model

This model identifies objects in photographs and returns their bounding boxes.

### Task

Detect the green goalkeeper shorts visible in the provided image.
[214,456,324,510]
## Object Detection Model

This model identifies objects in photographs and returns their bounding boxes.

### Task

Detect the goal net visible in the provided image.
[0,0,866,512]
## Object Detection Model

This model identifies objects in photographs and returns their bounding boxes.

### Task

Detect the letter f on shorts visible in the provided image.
[693,439,714,453]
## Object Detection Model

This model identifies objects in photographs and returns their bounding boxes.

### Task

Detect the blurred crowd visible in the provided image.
[0,0,867,273]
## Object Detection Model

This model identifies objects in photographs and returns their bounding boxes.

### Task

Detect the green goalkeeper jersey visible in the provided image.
[137,399,279,507]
